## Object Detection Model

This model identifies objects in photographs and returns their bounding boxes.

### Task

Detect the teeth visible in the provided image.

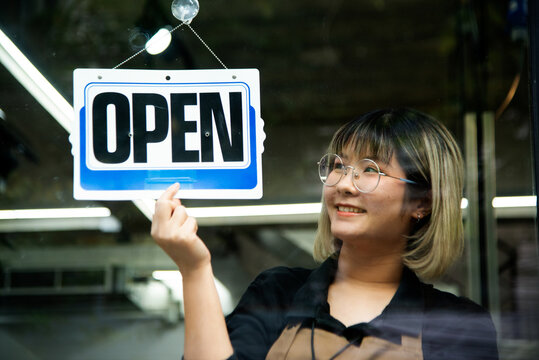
[338,206,365,213]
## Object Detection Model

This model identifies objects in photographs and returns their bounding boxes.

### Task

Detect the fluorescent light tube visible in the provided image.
[0,28,73,133]
[492,196,536,208]
[0,207,111,220]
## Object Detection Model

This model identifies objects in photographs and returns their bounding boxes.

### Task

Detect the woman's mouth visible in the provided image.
[337,206,366,214]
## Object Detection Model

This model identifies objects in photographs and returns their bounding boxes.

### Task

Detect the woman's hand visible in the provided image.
[151,183,211,276]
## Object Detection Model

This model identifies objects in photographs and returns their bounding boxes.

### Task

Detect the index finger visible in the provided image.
[158,182,181,203]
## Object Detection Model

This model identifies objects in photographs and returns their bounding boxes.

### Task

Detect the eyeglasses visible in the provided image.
[317,153,418,193]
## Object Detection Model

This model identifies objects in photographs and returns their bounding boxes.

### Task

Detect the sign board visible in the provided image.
[72,68,264,200]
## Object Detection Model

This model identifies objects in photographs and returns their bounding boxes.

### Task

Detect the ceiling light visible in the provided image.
[492,196,536,208]
[186,203,322,218]
[0,207,111,220]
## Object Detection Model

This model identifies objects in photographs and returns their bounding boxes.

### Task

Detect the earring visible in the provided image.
[416,213,422,223]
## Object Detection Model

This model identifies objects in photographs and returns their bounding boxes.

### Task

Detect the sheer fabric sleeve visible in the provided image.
[422,287,499,360]
[224,267,309,360]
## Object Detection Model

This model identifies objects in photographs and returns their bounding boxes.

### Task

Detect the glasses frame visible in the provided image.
[317,153,418,193]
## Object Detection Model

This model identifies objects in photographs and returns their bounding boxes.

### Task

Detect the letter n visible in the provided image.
[199,92,243,162]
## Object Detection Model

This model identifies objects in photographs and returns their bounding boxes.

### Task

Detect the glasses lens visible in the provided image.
[318,154,343,186]
[354,159,381,193]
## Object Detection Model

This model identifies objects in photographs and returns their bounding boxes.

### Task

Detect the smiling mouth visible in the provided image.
[337,206,366,214]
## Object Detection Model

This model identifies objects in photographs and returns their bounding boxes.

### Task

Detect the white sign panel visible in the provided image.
[72,68,264,200]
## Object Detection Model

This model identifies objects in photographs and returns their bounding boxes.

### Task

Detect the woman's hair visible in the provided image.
[313,108,464,280]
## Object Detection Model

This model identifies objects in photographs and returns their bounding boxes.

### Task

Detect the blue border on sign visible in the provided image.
[79,81,258,191]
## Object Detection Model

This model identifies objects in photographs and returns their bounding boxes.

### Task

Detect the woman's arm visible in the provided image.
[151,183,234,359]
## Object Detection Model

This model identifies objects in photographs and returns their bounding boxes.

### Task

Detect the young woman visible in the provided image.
[151,108,498,359]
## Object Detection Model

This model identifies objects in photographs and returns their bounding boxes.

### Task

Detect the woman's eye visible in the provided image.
[333,162,345,171]
[364,166,378,173]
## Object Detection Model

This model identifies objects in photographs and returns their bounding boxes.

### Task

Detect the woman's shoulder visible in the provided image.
[420,283,490,315]
[419,283,499,359]
[225,266,317,359]
[226,266,315,333]
[249,265,314,292]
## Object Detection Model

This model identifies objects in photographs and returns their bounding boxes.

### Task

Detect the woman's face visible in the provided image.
[323,147,419,255]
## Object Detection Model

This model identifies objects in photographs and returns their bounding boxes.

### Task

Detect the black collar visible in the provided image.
[284,255,425,345]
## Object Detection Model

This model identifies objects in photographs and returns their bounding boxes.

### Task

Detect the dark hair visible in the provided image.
[314,108,464,280]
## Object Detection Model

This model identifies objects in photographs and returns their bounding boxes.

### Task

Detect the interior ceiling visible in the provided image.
[0,0,532,220]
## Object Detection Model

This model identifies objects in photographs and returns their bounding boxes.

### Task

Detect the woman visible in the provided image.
[151,108,498,359]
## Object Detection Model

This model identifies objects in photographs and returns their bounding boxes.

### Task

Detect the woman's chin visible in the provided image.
[331,229,365,243]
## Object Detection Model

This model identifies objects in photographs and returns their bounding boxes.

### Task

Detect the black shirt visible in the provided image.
[225,256,498,359]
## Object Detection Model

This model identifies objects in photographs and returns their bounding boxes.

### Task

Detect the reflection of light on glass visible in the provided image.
[152,270,182,283]
[492,196,536,208]
[0,207,111,220]
[187,203,323,218]
[128,28,148,50]
[146,28,172,55]
[0,29,72,133]
[152,270,234,314]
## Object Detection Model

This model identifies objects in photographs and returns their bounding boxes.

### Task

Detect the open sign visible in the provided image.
[72,68,264,200]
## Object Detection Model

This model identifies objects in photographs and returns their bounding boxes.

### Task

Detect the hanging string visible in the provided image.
[186,23,227,69]
[112,22,227,69]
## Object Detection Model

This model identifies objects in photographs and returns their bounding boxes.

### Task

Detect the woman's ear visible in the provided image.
[410,189,432,221]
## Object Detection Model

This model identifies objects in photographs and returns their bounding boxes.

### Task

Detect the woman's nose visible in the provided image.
[336,168,359,193]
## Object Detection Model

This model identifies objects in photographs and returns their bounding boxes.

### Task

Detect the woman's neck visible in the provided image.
[328,245,404,326]
[335,244,404,286]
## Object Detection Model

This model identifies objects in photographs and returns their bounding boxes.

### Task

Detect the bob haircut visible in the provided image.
[313,108,464,280]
